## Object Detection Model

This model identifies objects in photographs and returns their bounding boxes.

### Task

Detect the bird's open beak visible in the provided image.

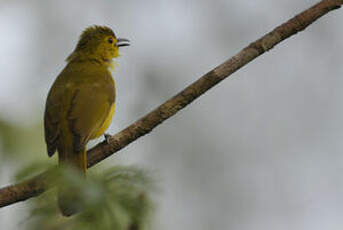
[116,38,130,47]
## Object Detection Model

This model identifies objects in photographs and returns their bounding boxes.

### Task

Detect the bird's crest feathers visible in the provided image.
[66,25,116,62]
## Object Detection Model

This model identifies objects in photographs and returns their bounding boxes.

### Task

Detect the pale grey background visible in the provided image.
[0,0,342,229]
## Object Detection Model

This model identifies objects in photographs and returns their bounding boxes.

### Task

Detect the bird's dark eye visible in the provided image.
[108,38,113,44]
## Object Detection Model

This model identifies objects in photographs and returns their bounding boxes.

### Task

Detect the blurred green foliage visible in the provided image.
[0,118,46,161]
[17,165,155,230]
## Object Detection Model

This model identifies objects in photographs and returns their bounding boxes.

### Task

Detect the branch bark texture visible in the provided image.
[0,0,342,208]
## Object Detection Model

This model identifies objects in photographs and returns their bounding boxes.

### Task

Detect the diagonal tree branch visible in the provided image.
[0,0,342,208]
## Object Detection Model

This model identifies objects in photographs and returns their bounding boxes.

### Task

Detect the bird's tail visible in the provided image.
[57,146,87,217]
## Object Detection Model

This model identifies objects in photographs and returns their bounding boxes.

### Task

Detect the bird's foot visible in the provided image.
[104,133,111,144]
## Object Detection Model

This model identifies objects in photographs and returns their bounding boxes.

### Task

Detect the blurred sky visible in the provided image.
[0,0,343,230]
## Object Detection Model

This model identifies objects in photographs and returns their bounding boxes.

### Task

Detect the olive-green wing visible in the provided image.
[44,68,115,157]
[44,80,64,157]
[67,81,115,152]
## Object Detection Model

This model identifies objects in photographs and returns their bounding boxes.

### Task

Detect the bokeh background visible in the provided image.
[1,0,343,229]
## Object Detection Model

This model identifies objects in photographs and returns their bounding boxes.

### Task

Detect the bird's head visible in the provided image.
[67,25,129,64]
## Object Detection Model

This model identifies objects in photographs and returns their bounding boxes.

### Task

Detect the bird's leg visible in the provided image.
[104,133,111,144]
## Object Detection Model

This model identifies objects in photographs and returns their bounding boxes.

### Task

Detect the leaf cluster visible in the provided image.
[17,165,155,230]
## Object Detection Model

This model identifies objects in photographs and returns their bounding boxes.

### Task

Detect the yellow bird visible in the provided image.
[44,25,129,216]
